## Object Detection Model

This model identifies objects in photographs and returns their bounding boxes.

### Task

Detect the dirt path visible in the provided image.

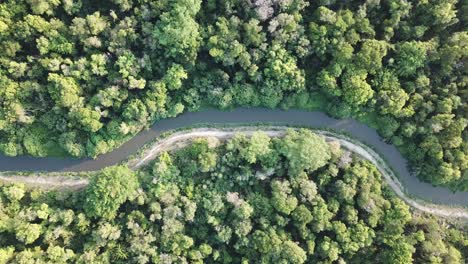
[0,175,89,190]
[1,127,467,219]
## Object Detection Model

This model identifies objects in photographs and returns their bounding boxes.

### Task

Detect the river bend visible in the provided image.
[0,108,466,206]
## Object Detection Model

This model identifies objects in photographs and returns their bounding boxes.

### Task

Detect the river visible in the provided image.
[0,108,467,206]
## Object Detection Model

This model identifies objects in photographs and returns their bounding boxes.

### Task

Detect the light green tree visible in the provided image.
[84,166,139,219]
[277,129,331,174]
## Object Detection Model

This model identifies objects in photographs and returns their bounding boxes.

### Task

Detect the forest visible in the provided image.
[0,130,466,263]
[0,1,466,190]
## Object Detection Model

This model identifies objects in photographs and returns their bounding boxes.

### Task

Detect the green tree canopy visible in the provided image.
[84,165,139,219]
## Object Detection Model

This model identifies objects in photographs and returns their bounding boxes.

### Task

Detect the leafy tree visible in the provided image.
[355,39,389,73]
[277,240,307,263]
[394,41,427,77]
[27,0,60,15]
[154,0,202,63]
[84,166,139,219]
[341,68,374,106]
[47,74,82,108]
[70,107,103,133]
[3,183,26,201]
[15,223,42,244]
[263,45,305,94]
[277,129,331,174]
[271,180,298,215]
[0,247,14,263]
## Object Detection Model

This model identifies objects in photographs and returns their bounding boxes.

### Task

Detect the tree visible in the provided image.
[27,0,60,15]
[0,247,14,263]
[317,69,340,96]
[46,246,75,264]
[292,204,313,226]
[15,222,42,244]
[341,69,374,106]
[153,152,180,182]
[276,240,307,263]
[228,132,272,164]
[59,132,86,157]
[116,51,146,89]
[163,64,188,90]
[372,70,410,117]
[206,16,253,71]
[70,107,103,133]
[277,129,331,174]
[246,132,273,164]
[394,41,427,77]
[198,150,217,172]
[22,127,49,157]
[47,74,82,108]
[317,236,340,262]
[417,0,458,29]
[84,166,139,219]
[153,0,202,63]
[382,241,415,264]
[3,183,26,201]
[355,40,389,74]
[123,99,148,123]
[263,45,305,94]
[89,54,108,76]
[438,32,467,75]
[271,180,298,215]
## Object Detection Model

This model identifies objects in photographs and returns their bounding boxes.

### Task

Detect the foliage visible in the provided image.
[0,131,466,263]
[84,165,138,219]
[0,0,466,191]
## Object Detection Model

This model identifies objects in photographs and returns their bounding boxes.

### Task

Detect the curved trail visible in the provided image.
[2,127,467,219]
[0,108,467,207]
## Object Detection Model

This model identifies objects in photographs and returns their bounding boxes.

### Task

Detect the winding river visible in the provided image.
[0,108,467,207]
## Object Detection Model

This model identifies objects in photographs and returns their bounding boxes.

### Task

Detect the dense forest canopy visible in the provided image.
[0,0,466,190]
[0,130,466,263]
